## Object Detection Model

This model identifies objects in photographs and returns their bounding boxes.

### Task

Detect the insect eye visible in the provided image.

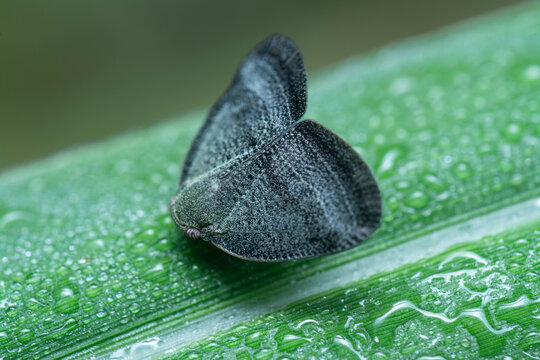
[185,228,201,239]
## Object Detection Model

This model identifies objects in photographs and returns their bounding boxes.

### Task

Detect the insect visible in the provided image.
[170,34,382,262]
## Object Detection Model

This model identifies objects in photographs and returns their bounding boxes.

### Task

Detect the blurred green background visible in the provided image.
[0,0,524,170]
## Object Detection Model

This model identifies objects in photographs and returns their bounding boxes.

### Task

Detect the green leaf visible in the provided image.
[177,221,540,359]
[1,3,539,359]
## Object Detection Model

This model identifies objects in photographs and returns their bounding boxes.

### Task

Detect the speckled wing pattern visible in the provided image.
[175,34,382,261]
[208,120,382,261]
[180,34,307,185]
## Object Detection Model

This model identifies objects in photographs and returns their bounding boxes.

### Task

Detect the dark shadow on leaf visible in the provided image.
[174,228,309,292]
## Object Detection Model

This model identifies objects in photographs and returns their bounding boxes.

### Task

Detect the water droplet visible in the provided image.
[56,266,69,277]
[26,272,42,284]
[424,174,445,193]
[377,148,403,179]
[405,191,429,209]
[85,284,102,298]
[453,162,471,180]
[141,259,171,284]
[502,123,522,142]
[154,238,174,252]
[523,65,540,81]
[279,334,309,350]
[17,328,34,344]
[116,252,128,263]
[395,180,411,190]
[54,287,79,314]
[520,331,540,351]
[0,332,8,344]
[389,77,414,95]
[253,348,273,360]
[244,331,263,349]
[129,303,140,314]
[132,243,148,255]
[90,238,105,249]
[386,196,400,211]
[132,256,148,269]
[26,298,44,311]
[0,210,31,228]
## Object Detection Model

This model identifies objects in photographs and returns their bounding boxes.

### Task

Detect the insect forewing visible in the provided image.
[207,120,382,262]
[180,35,307,185]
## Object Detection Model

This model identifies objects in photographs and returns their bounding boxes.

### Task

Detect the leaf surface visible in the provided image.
[0,3,539,359]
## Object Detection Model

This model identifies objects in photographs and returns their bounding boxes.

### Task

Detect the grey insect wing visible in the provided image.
[171,34,382,262]
[180,34,307,185]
